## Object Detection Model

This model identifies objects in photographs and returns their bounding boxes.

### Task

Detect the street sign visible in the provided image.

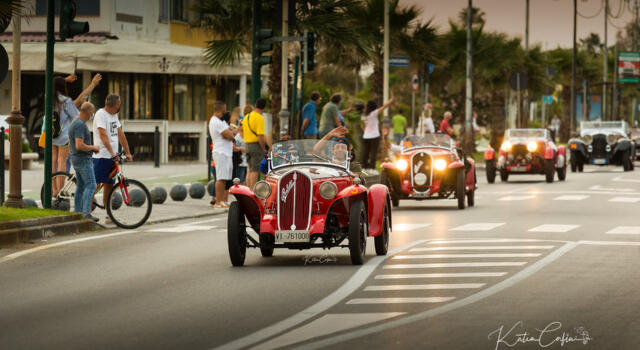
[428,62,434,74]
[411,72,419,92]
[389,56,409,66]
[543,95,553,104]
[618,52,640,83]
[509,72,528,91]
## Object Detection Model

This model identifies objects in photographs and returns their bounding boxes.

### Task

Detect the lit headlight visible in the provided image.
[527,141,538,152]
[254,181,271,199]
[583,135,593,144]
[434,159,447,171]
[396,159,408,171]
[414,173,427,186]
[606,134,617,144]
[319,181,338,200]
[501,141,512,151]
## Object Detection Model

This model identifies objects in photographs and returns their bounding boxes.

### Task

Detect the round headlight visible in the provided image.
[527,141,538,152]
[319,181,338,200]
[396,159,408,171]
[434,159,447,171]
[254,181,271,199]
[501,141,512,151]
[583,134,593,144]
[606,134,617,144]
[414,173,427,186]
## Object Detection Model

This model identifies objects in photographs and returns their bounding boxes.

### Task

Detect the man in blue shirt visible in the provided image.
[301,91,321,139]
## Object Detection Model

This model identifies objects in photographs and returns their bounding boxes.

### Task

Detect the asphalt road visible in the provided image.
[1,164,639,350]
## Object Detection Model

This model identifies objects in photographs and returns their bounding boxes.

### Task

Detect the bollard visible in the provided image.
[207,134,212,181]
[0,127,4,206]
[154,126,160,168]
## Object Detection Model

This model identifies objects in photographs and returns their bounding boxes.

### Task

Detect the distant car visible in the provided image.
[568,121,635,171]
[380,134,477,210]
[227,139,392,266]
[484,128,567,183]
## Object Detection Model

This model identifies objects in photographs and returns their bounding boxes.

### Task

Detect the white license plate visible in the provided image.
[411,191,430,198]
[511,166,527,172]
[593,158,606,165]
[275,230,310,243]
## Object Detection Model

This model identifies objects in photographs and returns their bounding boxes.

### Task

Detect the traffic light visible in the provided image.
[304,32,317,72]
[59,0,89,40]
[255,28,273,66]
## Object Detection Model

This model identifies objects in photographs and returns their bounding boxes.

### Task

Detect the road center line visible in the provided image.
[409,245,554,252]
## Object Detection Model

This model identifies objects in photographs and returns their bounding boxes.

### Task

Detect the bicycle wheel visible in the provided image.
[40,171,75,210]
[106,178,152,229]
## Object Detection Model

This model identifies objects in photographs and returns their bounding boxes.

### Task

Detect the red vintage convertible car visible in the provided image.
[227,139,392,266]
[484,128,567,183]
[380,134,477,209]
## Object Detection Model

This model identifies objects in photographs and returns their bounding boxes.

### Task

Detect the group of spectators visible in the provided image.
[46,74,132,222]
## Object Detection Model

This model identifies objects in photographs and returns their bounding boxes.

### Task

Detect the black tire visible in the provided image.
[570,156,577,172]
[348,199,367,265]
[41,171,75,208]
[557,164,567,181]
[374,204,390,255]
[259,233,274,257]
[500,169,509,182]
[623,151,633,172]
[106,179,152,229]
[486,159,496,183]
[391,196,399,208]
[456,170,466,210]
[631,161,635,171]
[381,170,399,207]
[227,201,247,267]
[467,187,475,207]
[545,159,555,183]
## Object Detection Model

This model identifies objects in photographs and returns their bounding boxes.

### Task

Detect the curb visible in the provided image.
[99,208,229,230]
[0,215,102,246]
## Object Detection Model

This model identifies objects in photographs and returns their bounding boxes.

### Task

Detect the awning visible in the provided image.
[1,38,251,76]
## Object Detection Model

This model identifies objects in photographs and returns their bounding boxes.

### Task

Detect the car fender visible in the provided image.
[544,146,555,159]
[556,146,566,168]
[381,161,395,169]
[229,185,264,233]
[614,139,631,153]
[447,160,465,169]
[466,159,476,187]
[367,184,389,237]
[484,147,496,160]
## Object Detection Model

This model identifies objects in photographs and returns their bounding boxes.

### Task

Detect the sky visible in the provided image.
[405,0,635,49]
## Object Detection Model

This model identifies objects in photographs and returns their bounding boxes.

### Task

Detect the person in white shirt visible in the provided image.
[92,94,132,214]
[209,101,237,208]
[418,103,435,135]
[360,94,394,174]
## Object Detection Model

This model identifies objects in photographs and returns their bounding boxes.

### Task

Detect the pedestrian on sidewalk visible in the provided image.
[209,101,237,208]
[233,124,248,184]
[319,93,342,137]
[391,107,407,144]
[68,102,100,221]
[243,98,268,190]
[551,114,560,143]
[418,103,435,136]
[360,94,394,174]
[92,94,133,218]
[301,91,321,139]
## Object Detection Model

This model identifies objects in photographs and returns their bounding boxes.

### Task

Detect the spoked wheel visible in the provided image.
[259,233,274,257]
[348,199,367,265]
[374,203,390,256]
[41,171,75,210]
[544,159,555,183]
[106,178,152,229]
[227,201,247,267]
[456,170,466,210]
[486,159,496,183]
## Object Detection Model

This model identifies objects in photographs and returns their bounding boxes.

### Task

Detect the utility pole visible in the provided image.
[464,0,473,152]
[525,0,529,53]
[603,0,608,121]
[383,0,390,119]
[570,0,577,134]
[633,0,638,124]
[250,0,262,104]
[279,0,290,138]
[43,0,55,208]
[612,43,618,119]
[5,12,26,208]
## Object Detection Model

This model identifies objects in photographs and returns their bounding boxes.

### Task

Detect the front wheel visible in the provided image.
[259,233,274,257]
[374,204,390,256]
[106,178,152,229]
[348,199,367,265]
[485,159,496,183]
[544,159,555,183]
[456,170,466,210]
[41,171,75,210]
[227,201,247,267]
[557,162,567,181]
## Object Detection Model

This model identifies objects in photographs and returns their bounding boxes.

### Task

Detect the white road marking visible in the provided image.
[214,239,428,350]
[374,272,507,279]
[249,313,406,350]
[182,217,225,226]
[589,185,634,192]
[528,224,579,233]
[409,245,554,252]
[364,284,485,291]
[346,297,456,305]
[612,176,640,183]
[449,223,505,231]
[295,242,579,350]
[498,195,535,201]
[429,239,559,244]
[393,253,541,259]
[383,262,527,269]
[553,195,589,201]
[579,240,640,246]
[392,223,431,231]
[606,226,640,235]
[608,197,640,203]
[146,225,216,233]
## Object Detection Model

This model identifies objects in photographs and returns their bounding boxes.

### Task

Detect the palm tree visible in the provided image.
[0,0,29,33]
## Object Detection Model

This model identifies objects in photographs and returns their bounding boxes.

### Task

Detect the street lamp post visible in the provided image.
[570,0,577,134]
[464,0,473,153]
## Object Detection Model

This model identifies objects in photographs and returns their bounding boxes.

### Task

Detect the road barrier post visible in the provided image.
[154,126,160,168]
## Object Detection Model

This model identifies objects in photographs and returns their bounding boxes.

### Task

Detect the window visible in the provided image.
[36,0,100,16]
[172,75,206,121]
[171,0,188,22]
[159,0,169,23]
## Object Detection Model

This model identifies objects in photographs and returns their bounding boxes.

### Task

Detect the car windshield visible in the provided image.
[580,121,628,136]
[270,140,349,169]
[402,134,453,149]
[506,129,548,140]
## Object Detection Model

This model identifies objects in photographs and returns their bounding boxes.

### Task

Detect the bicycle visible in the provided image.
[41,152,153,229]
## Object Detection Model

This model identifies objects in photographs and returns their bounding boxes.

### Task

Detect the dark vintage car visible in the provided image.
[380,134,477,210]
[484,128,567,183]
[568,121,635,172]
[227,139,392,266]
